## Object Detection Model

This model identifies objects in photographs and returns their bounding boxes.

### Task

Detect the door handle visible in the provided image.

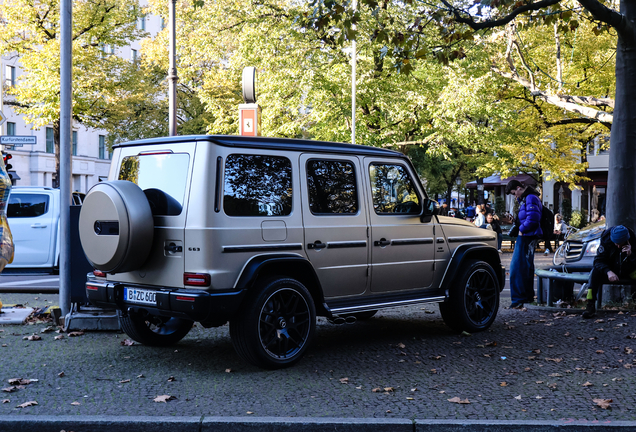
[30,224,47,228]
[374,238,391,247]
[307,240,327,250]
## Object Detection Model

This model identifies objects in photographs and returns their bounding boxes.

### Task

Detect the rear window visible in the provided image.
[8,194,50,218]
[118,153,190,216]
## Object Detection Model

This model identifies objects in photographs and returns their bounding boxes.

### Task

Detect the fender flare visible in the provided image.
[440,244,505,292]
[235,254,326,311]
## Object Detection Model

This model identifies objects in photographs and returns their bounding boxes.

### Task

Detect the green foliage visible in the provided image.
[495,196,505,215]
[570,210,583,228]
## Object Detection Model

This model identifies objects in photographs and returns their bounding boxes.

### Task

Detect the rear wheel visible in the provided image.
[230,278,316,369]
[118,311,193,346]
[440,260,500,332]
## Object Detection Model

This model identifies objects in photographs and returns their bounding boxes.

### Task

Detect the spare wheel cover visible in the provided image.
[79,180,154,273]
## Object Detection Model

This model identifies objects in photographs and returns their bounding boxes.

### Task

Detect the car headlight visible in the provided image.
[584,239,601,256]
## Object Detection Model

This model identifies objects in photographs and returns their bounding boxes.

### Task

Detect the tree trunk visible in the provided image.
[606,1,636,230]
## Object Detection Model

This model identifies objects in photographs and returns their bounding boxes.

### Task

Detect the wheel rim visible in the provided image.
[464,269,498,326]
[258,288,311,360]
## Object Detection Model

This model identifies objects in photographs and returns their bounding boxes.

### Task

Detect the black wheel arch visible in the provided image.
[441,244,505,292]
[235,254,326,315]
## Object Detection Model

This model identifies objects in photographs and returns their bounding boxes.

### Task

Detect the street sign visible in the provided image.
[0,135,36,145]
[0,111,6,126]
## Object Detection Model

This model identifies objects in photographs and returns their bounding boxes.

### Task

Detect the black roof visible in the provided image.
[112,134,403,158]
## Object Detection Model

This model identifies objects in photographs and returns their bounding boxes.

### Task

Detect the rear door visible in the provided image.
[364,159,435,292]
[7,192,56,267]
[300,154,369,299]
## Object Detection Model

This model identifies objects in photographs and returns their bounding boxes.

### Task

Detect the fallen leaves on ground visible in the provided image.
[339,378,349,384]
[500,382,508,387]
[119,379,130,384]
[1,399,9,404]
[68,332,84,337]
[447,397,470,404]
[582,382,594,387]
[153,395,176,403]
[16,401,37,408]
[22,334,41,341]
[54,335,64,340]
[593,398,612,409]
[71,401,81,406]
[167,376,175,382]
[58,372,65,378]
[225,369,231,373]
[120,339,135,346]
[8,379,36,386]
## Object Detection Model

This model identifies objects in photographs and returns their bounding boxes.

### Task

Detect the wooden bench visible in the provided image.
[535,267,636,308]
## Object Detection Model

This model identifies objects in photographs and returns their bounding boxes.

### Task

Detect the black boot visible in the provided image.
[582,301,596,319]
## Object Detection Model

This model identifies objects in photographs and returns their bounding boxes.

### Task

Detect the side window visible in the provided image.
[369,164,421,215]
[7,194,50,218]
[224,154,292,217]
[307,159,358,215]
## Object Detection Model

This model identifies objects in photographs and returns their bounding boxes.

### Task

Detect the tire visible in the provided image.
[352,310,378,320]
[79,181,154,273]
[230,278,316,369]
[118,310,193,346]
[439,260,500,333]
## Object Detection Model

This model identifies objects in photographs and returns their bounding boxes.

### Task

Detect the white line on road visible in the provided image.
[0,277,59,287]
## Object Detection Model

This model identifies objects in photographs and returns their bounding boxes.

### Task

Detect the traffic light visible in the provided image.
[2,152,13,179]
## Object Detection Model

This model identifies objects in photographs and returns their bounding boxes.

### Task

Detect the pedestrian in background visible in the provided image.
[505,180,543,309]
[485,212,503,252]
[582,225,636,318]
[473,204,486,228]
[553,214,568,249]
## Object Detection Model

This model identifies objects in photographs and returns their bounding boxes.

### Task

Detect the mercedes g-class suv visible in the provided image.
[79,135,504,369]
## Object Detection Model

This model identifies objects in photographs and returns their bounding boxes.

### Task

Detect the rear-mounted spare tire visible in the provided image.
[79,180,154,274]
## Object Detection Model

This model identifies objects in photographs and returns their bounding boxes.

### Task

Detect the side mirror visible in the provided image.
[421,199,439,223]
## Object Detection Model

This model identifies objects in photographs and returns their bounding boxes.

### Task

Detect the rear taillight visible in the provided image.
[175,296,196,302]
[86,285,99,291]
[183,273,211,287]
[93,269,106,278]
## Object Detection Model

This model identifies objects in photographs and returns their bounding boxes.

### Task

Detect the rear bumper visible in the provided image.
[86,280,245,324]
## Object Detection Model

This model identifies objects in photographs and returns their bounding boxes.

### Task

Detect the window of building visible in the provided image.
[72,131,78,156]
[6,122,16,136]
[137,16,146,30]
[224,154,292,217]
[369,164,421,215]
[46,127,54,153]
[161,17,165,29]
[131,49,138,62]
[4,65,15,87]
[306,159,358,215]
[98,135,106,159]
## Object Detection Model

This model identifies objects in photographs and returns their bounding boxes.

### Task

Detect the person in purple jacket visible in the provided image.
[505,180,543,308]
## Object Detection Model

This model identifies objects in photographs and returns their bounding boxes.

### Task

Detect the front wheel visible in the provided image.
[118,311,193,346]
[230,278,316,369]
[439,260,500,333]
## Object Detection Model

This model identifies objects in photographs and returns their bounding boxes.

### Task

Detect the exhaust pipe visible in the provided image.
[327,315,357,325]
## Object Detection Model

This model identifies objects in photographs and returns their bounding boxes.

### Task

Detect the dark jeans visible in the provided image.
[497,232,503,250]
[509,235,538,305]
[587,261,636,302]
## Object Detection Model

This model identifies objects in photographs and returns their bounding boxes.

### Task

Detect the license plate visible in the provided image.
[123,288,157,306]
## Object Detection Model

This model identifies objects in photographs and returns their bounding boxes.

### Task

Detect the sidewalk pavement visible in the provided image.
[2,251,635,431]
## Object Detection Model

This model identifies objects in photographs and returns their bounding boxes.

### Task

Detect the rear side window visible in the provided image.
[306,159,358,215]
[7,194,50,218]
[118,153,190,216]
[224,154,292,216]
[369,164,421,215]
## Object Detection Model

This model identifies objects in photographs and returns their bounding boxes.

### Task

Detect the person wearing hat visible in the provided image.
[583,225,636,318]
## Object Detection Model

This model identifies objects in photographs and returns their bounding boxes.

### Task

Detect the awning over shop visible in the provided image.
[8,171,21,180]
[466,173,537,189]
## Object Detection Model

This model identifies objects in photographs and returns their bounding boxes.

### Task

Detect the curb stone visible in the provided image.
[2,417,636,432]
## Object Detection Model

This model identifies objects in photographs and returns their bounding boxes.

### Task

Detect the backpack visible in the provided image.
[540,204,554,240]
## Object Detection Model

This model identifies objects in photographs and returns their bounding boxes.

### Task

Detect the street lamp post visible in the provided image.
[351,0,357,145]
[168,0,178,136]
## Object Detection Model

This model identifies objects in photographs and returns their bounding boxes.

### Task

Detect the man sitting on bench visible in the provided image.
[583,225,636,318]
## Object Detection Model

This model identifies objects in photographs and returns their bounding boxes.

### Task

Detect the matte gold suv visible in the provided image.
[79,135,504,369]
